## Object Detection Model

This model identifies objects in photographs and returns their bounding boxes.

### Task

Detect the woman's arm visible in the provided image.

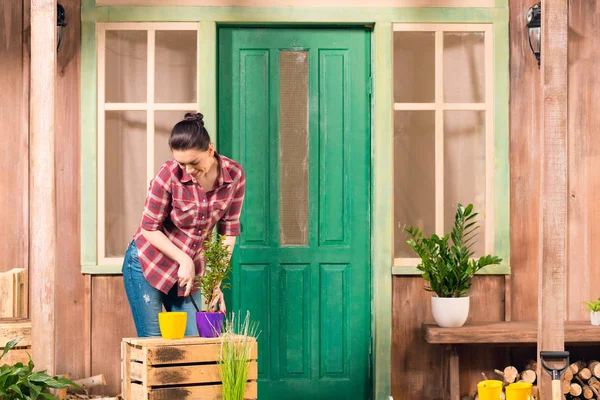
[141,228,196,296]
[223,235,237,261]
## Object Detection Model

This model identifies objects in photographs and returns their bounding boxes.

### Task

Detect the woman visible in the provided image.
[122,112,246,337]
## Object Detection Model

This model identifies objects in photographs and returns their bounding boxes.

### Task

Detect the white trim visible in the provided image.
[101,22,199,30]
[393,23,488,32]
[394,103,486,111]
[434,30,444,236]
[104,102,197,110]
[147,29,156,184]
[97,24,107,265]
[393,257,420,267]
[484,24,494,254]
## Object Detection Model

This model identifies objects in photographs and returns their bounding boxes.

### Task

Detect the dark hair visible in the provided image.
[169,112,211,151]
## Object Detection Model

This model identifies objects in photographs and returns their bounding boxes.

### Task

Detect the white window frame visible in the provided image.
[97,22,200,266]
[392,23,494,267]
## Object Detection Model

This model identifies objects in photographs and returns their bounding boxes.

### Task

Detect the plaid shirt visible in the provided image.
[133,153,245,295]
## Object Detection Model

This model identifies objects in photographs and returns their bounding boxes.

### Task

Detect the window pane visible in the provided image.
[155,31,197,103]
[105,30,147,103]
[394,32,435,103]
[444,111,486,256]
[105,111,147,258]
[154,110,195,174]
[443,32,485,103]
[394,111,435,257]
[279,51,309,246]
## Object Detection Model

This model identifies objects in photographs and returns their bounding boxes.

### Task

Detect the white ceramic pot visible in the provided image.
[431,296,470,328]
[591,311,600,326]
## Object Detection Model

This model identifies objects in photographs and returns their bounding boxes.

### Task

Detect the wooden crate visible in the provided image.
[0,319,32,365]
[0,268,28,318]
[121,336,258,400]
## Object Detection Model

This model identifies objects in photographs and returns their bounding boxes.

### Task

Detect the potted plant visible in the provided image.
[404,203,502,328]
[0,337,78,399]
[195,231,232,337]
[584,298,600,326]
[219,311,260,400]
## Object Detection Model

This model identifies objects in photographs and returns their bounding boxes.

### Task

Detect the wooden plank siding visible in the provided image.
[0,0,29,275]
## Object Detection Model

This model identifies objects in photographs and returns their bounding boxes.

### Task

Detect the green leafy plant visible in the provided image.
[218,311,260,400]
[404,203,502,298]
[0,337,78,400]
[584,298,600,312]
[195,231,232,312]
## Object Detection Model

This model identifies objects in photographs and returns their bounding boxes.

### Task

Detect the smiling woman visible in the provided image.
[121,112,246,338]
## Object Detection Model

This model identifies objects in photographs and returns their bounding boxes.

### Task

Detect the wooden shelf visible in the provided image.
[423,321,600,344]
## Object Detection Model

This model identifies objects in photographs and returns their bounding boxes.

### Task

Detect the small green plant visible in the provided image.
[218,311,260,400]
[404,203,502,298]
[196,231,232,312]
[0,337,78,400]
[584,298,600,312]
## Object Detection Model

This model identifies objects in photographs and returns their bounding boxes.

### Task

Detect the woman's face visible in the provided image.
[172,144,215,180]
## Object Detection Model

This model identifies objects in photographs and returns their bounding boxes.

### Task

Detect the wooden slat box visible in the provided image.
[0,319,32,365]
[121,336,258,400]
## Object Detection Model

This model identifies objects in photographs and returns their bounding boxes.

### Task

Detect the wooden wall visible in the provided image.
[2,0,600,397]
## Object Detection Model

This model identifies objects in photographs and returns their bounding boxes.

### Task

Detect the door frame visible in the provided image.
[217,25,377,398]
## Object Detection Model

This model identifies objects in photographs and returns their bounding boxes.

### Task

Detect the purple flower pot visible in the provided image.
[196,311,224,337]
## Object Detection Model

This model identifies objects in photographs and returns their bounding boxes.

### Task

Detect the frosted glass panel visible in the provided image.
[393,32,435,103]
[444,111,486,256]
[279,51,309,246]
[155,31,197,103]
[443,32,485,103]
[154,111,195,173]
[394,111,435,257]
[105,111,147,257]
[105,30,147,103]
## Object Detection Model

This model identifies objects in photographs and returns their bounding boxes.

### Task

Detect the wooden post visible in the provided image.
[30,0,56,374]
[537,0,568,397]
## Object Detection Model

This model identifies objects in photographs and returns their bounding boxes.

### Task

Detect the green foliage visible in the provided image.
[584,298,600,312]
[218,311,260,400]
[195,231,232,312]
[0,337,78,400]
[404,203,502,298]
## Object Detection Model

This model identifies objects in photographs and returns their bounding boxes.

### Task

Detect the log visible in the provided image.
[504,366,519,384]
[594,363,600,379]
[564,368,574,382]
[575,375,595,399]
[521,369,537,384]
[571,361,587,375]
[589,377,600,391]
[564,379,573,394]
[525,360,538,371]
[588,360,599,372]
[571,382,583,396]
[579,367,593,381]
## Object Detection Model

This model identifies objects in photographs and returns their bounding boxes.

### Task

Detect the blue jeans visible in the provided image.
[122,240,201,337]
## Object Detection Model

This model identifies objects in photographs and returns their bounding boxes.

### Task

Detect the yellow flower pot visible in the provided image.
[477,380,503,400]
[158,311,187,339]
[505,382,532,400]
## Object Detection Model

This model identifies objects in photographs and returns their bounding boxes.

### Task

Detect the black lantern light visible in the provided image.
[526,2,541,68]
[57,3,66,52]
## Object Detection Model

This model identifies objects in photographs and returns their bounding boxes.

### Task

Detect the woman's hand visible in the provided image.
[209,286,226,313]
[176,254,196,297]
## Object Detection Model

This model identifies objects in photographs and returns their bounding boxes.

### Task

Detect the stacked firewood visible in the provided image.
[561,360,600,399]
[463,361,600,400]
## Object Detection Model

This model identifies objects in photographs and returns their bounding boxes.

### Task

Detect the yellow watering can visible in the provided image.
[505,382,533,400]
[477,380,503,400]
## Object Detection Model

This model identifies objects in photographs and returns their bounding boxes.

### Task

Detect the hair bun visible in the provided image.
[184,112,204,125]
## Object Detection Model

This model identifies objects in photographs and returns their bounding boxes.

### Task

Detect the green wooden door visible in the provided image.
[218,27,371,400]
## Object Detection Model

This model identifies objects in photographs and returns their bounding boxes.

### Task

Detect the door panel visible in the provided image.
[219,27,371,400]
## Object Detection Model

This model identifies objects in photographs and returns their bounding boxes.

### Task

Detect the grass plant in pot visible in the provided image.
[404,203,502,328]
[195,231,232,337]
[219,311,260,400]
[584,298,600,326]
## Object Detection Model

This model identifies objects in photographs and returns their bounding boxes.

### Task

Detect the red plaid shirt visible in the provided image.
[133,153,245,295]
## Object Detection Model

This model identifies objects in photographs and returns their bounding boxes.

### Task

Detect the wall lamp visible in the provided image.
[57,3,66,52]
[526,2,541,68]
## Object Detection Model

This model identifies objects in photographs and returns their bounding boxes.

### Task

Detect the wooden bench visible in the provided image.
[423,321,600,400]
